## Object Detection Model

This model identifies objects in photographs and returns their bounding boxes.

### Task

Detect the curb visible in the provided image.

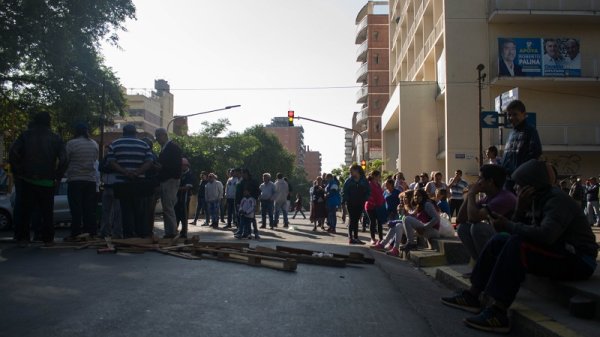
[433,266,585,337]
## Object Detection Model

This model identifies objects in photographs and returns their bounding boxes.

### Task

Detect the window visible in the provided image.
[374,53,380,64]
[373,31,380,41]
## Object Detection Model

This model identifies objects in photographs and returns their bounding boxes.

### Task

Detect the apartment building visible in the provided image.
[110,79,174,134]
[382,0,600,179]
[354,1,390,161]
[304,147,323,181]
[265,117,306,168]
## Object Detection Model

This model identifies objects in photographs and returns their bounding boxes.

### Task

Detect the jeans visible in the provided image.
[115,182,147,238]
[327,206,337,229]
[193,197,207,223]
[226,198,236,226]
[274,200,289,226]
[207,200,220,226]
[67,180,97,236]
[100,186,122,238]
[404,216,439,245]
[449,199,463,219]
[380,219,404,248]
[238,216,253,237]
[471,234,596,307]
[175,193,190,235]
[457,221,496,260]
[367,209,383,241]
[347,204,362,239]
[586,200,600,225]
[13,179,55,243]
[160,178,180,236]
[260,200,274,227]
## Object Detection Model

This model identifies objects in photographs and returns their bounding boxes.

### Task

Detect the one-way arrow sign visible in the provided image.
[480,111,498,128]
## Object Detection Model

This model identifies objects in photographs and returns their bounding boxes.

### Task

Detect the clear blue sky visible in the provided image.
[101,0,368,172]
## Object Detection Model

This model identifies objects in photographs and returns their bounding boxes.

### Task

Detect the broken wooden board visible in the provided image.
[252,246,346,268]
[275,245,375,264]
[193,241,250,250]
[193,247,297,272]
[157,249,202,260]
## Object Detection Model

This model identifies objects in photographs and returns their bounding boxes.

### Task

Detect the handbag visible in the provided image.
[438,213,455,238]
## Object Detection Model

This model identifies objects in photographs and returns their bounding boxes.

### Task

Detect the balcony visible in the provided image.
[356,107,369,124]
[355,16,368,44]
[356,40,368,62]
[488,0,600,23]
[356,62,368,83]
[356,85,369,104]
[497,124,600,151]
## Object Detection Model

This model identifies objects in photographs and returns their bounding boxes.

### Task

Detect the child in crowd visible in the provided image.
[235,188,258,239]
[292,193,306,219]
[436,188,450,217]
[384,178,401,221]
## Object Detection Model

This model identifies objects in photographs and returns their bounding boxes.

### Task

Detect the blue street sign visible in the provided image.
[480,111,499,128]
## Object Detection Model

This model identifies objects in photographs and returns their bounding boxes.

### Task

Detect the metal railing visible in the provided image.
[356,40,368,61]
[356,62,368,82]
[356,107,369,123]
[496,124,600,146]
[356,85,369,103]
[356,16,368,36]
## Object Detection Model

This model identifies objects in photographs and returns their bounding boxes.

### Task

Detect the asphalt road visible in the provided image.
[0,220,516,337]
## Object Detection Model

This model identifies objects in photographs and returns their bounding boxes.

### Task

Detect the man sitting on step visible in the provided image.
[441,159,598,333]
[456,164,517,262]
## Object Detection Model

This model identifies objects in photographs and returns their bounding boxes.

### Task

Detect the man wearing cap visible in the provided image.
[65,123,99,240]
[441,159,597,333]
[106,124,154,238]
[154,127,182,238]
[9,111,68,245]
[174,158,194,238]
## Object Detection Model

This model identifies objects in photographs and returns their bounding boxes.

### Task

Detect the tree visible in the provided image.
[0,0,136,140]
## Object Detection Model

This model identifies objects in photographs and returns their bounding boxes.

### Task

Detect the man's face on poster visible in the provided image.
[566,40,579,59]
[545,40,559,59]
[502,41,516,63]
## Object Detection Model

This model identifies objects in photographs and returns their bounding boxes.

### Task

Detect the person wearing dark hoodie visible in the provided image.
[342,164,370,245]
[441,159,598,333]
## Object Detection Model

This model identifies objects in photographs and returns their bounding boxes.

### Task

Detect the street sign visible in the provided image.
[480,111,499,128]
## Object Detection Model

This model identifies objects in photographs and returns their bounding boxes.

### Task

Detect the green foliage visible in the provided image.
[171,120,309,202]
[0,0,136,140]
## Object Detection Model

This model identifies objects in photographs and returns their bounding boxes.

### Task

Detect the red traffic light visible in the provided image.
[288,110,294,126]
[288,110,294,118]
[360,160,367,170]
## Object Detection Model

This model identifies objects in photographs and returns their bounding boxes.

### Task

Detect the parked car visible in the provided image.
[0,193,13,230]
[0,180,72,230]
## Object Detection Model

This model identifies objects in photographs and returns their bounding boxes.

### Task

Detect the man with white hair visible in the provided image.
[205,173,223,228]
[155,127,182,238]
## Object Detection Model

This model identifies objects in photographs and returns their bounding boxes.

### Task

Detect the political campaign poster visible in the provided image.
[498,38,580,77]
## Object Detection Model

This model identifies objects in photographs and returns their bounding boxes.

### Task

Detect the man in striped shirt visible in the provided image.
[106,124,154,238]
[448,169,469,220]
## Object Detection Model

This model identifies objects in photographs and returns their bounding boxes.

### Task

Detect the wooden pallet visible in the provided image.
[192,247,297,272]
[251,246,346,268]
[274,245,375,264]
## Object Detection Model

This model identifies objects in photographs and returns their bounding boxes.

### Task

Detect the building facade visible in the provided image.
[110,79,174,134]
[381,0,600,180]
[265,117,306,168]
[304,146,323,181]
[354,1,391,161]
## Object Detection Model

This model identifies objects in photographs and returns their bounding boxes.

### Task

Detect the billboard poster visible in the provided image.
[498,38,580,77]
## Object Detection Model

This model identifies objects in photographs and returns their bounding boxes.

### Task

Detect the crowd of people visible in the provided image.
[4,100,599,334]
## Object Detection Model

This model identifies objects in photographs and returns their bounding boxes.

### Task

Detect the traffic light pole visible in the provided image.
[166,105,241,133]
[294,116,366,162]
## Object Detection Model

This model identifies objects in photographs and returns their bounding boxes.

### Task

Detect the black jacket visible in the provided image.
[9,125,67,181]
[157,141,182,182]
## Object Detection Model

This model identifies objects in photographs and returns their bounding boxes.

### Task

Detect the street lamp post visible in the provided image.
[293,115,366,162]
[477,64,486,168]
[165,105,241,133]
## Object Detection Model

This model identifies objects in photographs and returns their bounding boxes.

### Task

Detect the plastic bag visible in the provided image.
[438,213,455,238]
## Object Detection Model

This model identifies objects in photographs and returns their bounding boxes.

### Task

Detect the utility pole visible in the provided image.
[166,105,241,133]
[477,64,486,167]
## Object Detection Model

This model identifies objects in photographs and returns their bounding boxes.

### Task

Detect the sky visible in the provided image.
[101,0,368,172]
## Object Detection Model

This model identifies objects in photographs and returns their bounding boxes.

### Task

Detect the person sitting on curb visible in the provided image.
[456,164,517,262]
[441,159,598,333]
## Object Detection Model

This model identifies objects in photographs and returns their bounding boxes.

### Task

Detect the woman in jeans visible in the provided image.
[342,164,370,245]
[325,174,341,233]
[365,170,385,245]
[402,188,440,252]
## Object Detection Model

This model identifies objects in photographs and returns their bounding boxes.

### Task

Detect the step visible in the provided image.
[408,237,470,267]
[428,265,599,337]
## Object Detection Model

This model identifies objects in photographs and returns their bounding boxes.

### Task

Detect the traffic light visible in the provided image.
[288,110,294,126]
[360,159,367,171]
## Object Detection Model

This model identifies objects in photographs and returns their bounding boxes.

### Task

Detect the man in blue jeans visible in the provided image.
[441,159,598,333]
[258,173,276,229]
